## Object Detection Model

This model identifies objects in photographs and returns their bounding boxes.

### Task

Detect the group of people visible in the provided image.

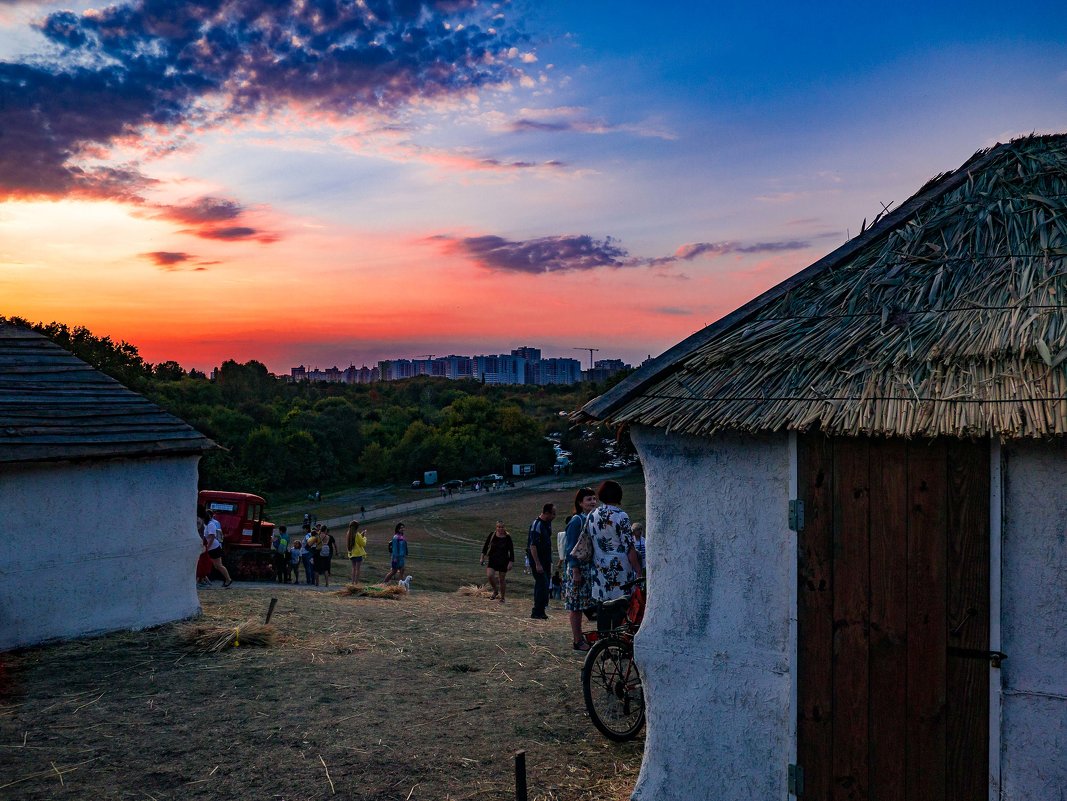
[478,479,646,650]
[269,522,340,586]
[265,519,411,587]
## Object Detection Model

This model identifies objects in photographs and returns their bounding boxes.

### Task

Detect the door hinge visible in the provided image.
[788,499,805,532]
[788,763,804,796]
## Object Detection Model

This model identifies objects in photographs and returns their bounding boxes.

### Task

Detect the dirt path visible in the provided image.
[0,586,642,800]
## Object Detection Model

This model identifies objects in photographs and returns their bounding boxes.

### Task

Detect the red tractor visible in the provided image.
[198,490,277,581]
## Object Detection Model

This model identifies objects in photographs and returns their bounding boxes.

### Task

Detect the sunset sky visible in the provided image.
[3,0,1067,372]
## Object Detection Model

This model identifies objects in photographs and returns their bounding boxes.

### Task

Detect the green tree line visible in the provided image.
[4,317,629,495]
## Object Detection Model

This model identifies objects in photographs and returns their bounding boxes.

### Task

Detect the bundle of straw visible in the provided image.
[176,620,276,652]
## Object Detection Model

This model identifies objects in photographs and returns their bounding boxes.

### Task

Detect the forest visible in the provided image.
[5,317,628,496]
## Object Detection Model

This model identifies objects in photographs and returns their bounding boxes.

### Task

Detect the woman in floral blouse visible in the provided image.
[587,480,642,611]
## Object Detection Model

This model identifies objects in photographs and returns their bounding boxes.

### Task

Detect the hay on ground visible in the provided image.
[336,583,407,598]
[456,583,493,597]
[176,621,276,652]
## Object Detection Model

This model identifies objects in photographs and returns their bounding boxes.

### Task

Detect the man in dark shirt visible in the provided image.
[527,502,556,619]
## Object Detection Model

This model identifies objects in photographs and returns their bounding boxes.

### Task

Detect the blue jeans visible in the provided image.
[302,553,316,584]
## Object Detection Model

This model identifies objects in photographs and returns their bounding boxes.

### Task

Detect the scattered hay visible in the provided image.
[336,583,407,599]
[456,583,493,597]
[176,621,276,653]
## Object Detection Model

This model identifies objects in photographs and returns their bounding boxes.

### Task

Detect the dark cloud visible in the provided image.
[156,197,244,225]
[509,119,570,133]
[0,1,523,202]
[653,306,692,316]
[440,234,629,274]
[140,251,210,271]
[183,225,278,243]
[435,232,811,275]
[673,240,810,260]
[142,251,192,266]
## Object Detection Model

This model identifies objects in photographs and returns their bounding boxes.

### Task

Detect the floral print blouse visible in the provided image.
[587,504,637,603]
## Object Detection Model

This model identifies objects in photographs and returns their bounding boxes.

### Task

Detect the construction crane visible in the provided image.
[574,347,599,370]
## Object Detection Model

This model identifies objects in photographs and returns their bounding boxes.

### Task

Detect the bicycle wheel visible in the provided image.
[581,636,645,742]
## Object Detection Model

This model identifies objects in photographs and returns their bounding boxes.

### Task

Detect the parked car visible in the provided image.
[410,480,422,488]
[442,479,464,490]
[483,473,504,482]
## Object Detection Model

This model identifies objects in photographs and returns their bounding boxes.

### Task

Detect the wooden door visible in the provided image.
[797,436,990,801]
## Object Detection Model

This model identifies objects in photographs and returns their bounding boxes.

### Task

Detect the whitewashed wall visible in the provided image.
[630,426,793,801]
[1000,440,1067,800]
[0,456,203,650]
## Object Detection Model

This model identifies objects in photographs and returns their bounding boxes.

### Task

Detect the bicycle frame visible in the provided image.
[583,577,646,645]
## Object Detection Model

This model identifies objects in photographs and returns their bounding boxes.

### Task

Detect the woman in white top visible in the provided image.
[202,509,233,588]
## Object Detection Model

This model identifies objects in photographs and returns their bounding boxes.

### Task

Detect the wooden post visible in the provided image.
[265,597,278,625]
[514,750,527,801]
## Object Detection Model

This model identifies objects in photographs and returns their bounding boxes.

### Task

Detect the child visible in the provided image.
[289,539,302,585]
[550,571,562,600]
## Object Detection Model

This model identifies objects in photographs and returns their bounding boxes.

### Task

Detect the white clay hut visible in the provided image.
[578,134,1067,801]
[0,325,215,650]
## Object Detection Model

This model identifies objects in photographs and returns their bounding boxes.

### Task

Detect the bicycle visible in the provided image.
[580,577,646,742]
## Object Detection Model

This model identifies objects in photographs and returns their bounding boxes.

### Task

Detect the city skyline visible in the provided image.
[3,1,1067,373]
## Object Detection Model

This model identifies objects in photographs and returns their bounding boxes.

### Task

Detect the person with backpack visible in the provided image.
[383,523,408,583]
[315,524,336,587]
[272,525,290,583]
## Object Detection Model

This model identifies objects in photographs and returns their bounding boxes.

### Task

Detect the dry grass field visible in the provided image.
[0,473,646,801]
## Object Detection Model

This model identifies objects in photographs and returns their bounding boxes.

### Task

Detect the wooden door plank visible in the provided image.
[798,433,835,801]
[945,439,990,801]
[832,437,871,801]
[868,440,908,801]
[906,439,948,801]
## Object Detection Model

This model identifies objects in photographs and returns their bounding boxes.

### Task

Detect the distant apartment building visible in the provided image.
[473,354,526,385]
[583,358,632,383]
[534,357,583,385]
[293,364,378,384]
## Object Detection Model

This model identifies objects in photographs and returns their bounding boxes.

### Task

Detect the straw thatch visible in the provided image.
[581,134,1067,439]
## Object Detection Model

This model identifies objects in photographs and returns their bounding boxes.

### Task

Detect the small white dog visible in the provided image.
[399,575,413,591]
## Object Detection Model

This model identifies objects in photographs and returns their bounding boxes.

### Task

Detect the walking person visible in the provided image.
[527,503,556,620]
[346,521,368,583]
[383,523,408,583]
[480,521,514,603]
[203,509,233,588]
[562,487,597,650]
[587,480,642,634]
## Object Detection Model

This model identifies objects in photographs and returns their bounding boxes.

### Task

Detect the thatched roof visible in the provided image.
[580,134,1067,439]
[0,325,216,463]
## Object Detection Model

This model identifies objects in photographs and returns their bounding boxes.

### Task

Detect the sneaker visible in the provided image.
[572,640,591,652]
[489,591,499,600]
[223,580,233,588]
[530,612,549,620]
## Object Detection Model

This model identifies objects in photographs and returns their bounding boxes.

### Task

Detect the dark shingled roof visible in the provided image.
[0,325,216,464]
[579,134,1067,439]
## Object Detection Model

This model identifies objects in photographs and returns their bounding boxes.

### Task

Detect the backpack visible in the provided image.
[320,539,331,557]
